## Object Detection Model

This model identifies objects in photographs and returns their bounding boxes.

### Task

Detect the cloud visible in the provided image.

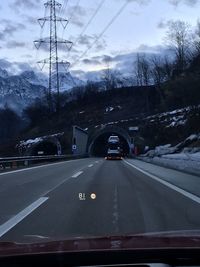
[116,0,151,4]
[78,44,172,76]
[22,15,38,25]
[75,34,107,52]
[120,0,198,6]
[0,59,13,70]
[0,19,26,40]
[157,18,188,30]
[168,0,198,7]
[10,0,41,11]
[157,19,169,29]
[65,5,87,28]
[6,41,26,49]
[21,54,33,59]
[14,62,34,72]
[0,58,37,75]
[82,58,101,65]
[78,34,94,47]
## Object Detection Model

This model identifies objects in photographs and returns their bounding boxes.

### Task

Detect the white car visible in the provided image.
[108,135,120,143]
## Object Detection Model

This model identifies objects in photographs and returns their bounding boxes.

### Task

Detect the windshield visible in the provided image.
[0,0,200,253]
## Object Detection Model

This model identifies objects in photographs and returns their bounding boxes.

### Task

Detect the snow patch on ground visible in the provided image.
[140,133,200,176]
[17,132,64,149]
[105,106,114,113]
[140,153,200,176]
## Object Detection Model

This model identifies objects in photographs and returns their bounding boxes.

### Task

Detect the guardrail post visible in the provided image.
[0,164,5,170]
[12,161,17,169]
[24,160,29,167]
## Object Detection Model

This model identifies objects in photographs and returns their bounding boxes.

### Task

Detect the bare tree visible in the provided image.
[140,54,151,86]
[192,19,200,55]
[134,53,151,86]
[134,53,143,86]
[165,20,191,74]
[102,56,117,90]
[151,56,164,84]
[134,53,151,113]
[163,55,173,81]
[150,55,167,109]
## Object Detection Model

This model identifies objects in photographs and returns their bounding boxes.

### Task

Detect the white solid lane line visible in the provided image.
[124,159,200,204]
[71,171,83,178]
[0,197,48,238]
[0,158,87,176]
[88,164,93,168]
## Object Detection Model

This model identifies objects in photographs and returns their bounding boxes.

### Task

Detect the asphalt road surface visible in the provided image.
[0,157,200,243]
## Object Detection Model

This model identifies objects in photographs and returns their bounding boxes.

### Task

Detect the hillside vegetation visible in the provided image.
[1,19,200,155]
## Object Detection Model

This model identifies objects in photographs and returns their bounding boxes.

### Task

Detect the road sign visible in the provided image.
[72,145,77,150]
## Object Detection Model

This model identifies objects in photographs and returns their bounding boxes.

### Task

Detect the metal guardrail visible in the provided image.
[0,154,88,171]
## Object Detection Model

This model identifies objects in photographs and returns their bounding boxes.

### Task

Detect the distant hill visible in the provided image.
[0,67,86,113]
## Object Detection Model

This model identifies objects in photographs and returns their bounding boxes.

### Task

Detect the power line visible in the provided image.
[57,0,69,32]
[76,0,106,43]
[66,0,106,60]
[68,0,81,24]
[60,0,80,41]
[58,0,69,20]
[35,5,48,68]
[71,1,128,68]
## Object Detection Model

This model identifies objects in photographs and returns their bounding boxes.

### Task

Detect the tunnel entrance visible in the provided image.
[90,132,130,157]
[32,141,58,156]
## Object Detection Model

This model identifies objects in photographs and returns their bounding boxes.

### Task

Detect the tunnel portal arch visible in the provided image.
[88,126,132,157]
[22,137,62,156]
[31,140,59,156]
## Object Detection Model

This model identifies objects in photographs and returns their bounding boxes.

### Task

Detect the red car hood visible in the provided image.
[0,230,200,256]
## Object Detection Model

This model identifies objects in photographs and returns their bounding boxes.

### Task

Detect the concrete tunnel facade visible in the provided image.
[88,126,132,157]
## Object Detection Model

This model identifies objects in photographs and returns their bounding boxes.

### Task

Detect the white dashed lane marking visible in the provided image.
[71,171,83,178]
[88,164,93,168]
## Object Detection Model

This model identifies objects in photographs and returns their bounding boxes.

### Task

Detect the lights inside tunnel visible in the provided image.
[90,132,130,157]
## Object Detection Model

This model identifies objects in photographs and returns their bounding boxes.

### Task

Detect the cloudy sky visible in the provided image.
[0,0,200,80]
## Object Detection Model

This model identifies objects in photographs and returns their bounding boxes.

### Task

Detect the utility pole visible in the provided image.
[34,0,73,114]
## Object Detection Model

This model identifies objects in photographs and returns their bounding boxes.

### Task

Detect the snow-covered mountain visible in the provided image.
[0,68,9,79]
[20,70,85,90]
[54,72,85,91]
[20,70,48,87]
[0,71,46,113]
[0,67,86,114]
[0,65,134,114]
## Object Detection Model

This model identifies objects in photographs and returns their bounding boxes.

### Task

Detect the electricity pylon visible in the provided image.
[34,0,73,113]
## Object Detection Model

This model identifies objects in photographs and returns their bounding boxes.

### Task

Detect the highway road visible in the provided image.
[0,157,200,243]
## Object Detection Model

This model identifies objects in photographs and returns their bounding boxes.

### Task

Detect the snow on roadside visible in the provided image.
[140,133,200,176]
[17,132,64,149]
[139,154,200,176]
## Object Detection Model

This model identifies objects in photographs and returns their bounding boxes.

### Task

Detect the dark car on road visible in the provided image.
[105,149,122,160]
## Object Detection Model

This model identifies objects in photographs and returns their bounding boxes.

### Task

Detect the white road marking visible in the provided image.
[88,164,93,168]
[0,197,48,237]
[95,161,99,164]
[0,158,87,176]
[124,159,200,204]
[72,171,83,178]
